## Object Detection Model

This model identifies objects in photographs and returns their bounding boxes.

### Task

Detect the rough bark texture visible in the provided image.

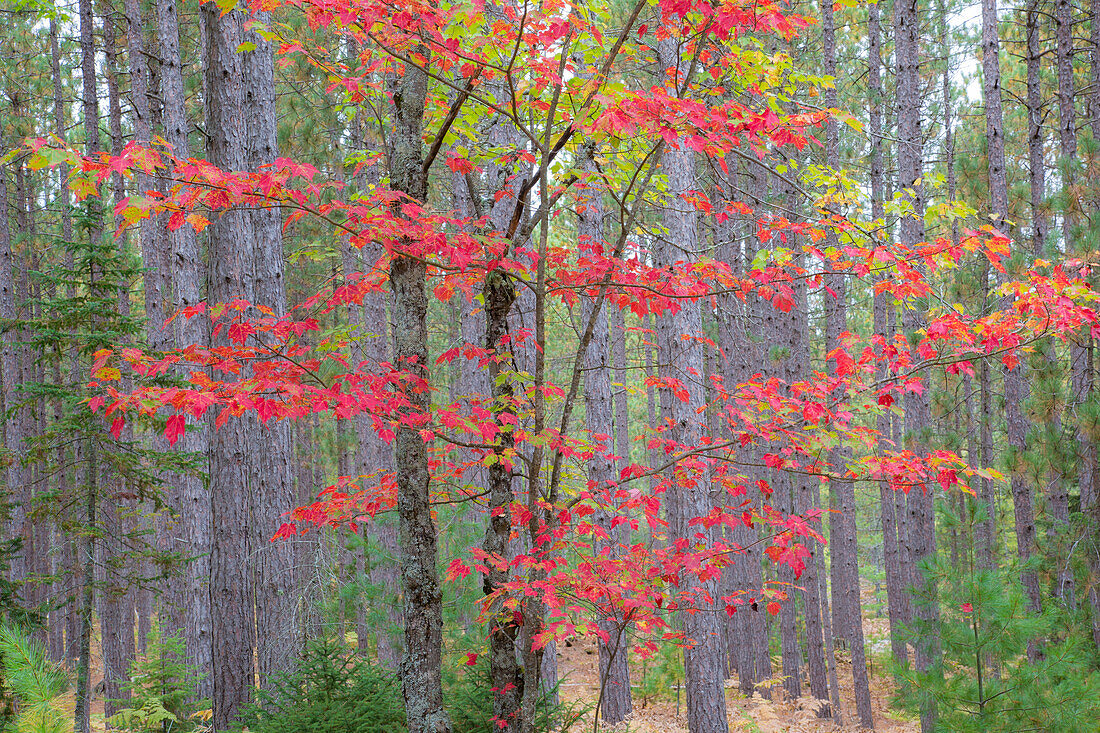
[578,170,632,727]
[716,163,772,697]
[75,2,104,729]
[47,16,72,661]
[657,35,729,733]
[0,164,24,597]
[822,11,872,712]
[100,16,138,720]
[204,7,259,724]
[125,0,169,350]
[1088,0,1100,651]
[157,0,214,703]
[345,98,404,663]
[243,11,300,684]
[1055,0,1079,609]
[482,264,523,733]
[343,235,403,665]
[975,0,1003,571]
[1017,0,1046,653]
[895,0,941,726]
[782,174,828,711]
[388,45,453,733]
[123,0,164,651]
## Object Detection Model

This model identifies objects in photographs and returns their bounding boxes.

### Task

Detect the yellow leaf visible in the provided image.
[95,367,122,382]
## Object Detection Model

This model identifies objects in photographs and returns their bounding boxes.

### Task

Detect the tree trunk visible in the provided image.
[1055,0,1079,609]
[0,162,25,600]
[157,0,214,703]
[344,100,403,663]
[656,35,729,733]
[716,162,773,698]
[74,443,97,733]
[820,2,871,723]
[1017,0,1046,662]
[47,15,72,662]
[387,41,453,733]
[203,6,259,724]
[1088,0,1100,651]
[871,0,908,671]
[242,10,300,684]
[578,164,632,728]
[896,0,941,726]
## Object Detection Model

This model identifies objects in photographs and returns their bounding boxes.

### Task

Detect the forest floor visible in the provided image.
[59,589,916,732]
[556,589,918,733]
[555,632,917,733]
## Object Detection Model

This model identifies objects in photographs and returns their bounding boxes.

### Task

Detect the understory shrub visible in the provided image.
[233,637,405,733]
[107,625,208,733]
[445,651,586,733]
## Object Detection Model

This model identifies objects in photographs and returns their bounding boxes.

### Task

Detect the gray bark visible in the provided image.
[716,163,771,698]
[242,11,300,684]
[345,97,404,664]
[387,41,453,733]
[822,8,872,708]
[47,19,72,660]
[1088,0,1100,651]
[579,168,632,728]
[1017,0,1046,657]
[657,35,729,733]
[101,15,137,719]
[1055,0,1078,608]
[75,1,104,728]
[125,0,169,349]
[203,6,259,724]
[895,0,940,726]
[0,164,24,598]
[157,0,213,703]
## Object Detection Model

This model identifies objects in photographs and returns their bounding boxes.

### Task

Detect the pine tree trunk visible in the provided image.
[203,6,260,724]
[344,103,403,663]
[655,35,728,733]
[868,4,909,674]
[75,2,105,729]
[973,0,1001,572]
[782,178,828,713]
[1018,0,1046,662]
[820,3,872,723]
[0,163,24,599]
[123,4,175,648]
[896,0,941,726]
[74,443,96,733]
[242,11,300,683]
[1087,0,1100,650]
[101,17,138,719]
[156,0,214,703]
[47,15,72,662]
[1055,0,1079,609]
[294,419,325,642]
[716,163,773,698]
[578,165,632,727]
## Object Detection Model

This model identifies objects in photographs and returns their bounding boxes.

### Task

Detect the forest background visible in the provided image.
[2,0,1100,731]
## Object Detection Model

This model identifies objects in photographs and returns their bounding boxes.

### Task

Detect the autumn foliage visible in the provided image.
[12,0,1100,725]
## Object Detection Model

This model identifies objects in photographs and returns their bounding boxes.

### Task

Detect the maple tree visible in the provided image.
[9,0,1100,731]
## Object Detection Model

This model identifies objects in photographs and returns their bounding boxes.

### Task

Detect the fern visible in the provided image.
[0,623,69,733]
